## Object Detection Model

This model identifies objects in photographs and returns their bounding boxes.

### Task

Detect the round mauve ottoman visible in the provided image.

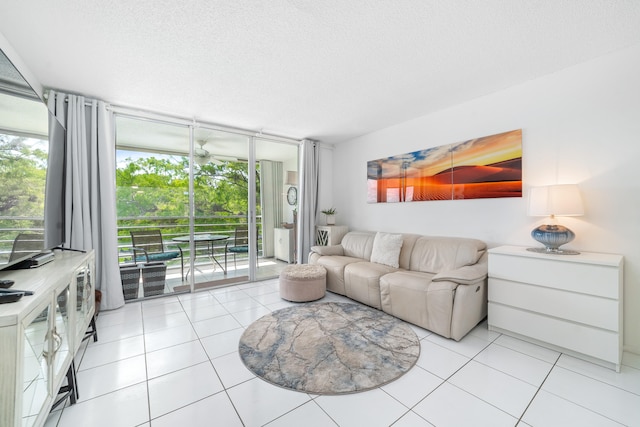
[279,264,327,302]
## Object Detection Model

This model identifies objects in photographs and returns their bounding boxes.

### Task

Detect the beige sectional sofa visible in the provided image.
[309,231,488,341]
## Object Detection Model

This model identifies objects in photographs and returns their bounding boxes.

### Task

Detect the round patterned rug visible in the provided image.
[238,302,420,394]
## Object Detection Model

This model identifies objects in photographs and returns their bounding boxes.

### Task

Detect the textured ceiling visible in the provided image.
[1,0,639,144]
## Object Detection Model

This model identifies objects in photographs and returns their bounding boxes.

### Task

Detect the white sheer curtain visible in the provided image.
[297,139,319,263]
[259,160,283,257]
[47,90,124,311]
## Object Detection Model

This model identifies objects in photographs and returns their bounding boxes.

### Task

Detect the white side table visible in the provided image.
[315,225,348,246]
[488,245,623,371]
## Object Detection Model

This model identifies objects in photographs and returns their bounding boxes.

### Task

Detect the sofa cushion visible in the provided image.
[341,231,376,259]
[410,237,486,274]
[397,234,420,270]
[344,261,398,309]
[312,255,365,295]
[370,232,403,268]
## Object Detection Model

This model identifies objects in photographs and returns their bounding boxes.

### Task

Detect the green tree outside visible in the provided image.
[115,150,261,246]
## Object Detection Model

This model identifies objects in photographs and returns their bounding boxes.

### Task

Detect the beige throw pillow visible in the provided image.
[370,232,403,268]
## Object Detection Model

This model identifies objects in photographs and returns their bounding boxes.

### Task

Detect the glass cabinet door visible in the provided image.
[51,285,71,381]
[75,263,94,339]
[22,305,50,427]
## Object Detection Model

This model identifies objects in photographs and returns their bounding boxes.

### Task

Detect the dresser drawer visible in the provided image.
[489,303,620,364]
[488,278,619,331]
[488,252,620,299]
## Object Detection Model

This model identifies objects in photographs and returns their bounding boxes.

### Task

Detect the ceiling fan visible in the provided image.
[194,140,238,166]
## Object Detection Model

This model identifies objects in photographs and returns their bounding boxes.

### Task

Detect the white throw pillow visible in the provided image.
[370,232,403,268]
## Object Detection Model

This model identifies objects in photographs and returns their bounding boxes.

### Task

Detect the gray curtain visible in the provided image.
[48,90,124,311]
[259,160,283,257]
[297,139,319,263]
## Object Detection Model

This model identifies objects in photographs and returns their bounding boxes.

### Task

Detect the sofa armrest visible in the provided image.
[310,245,344,256]
[432,263,487,285]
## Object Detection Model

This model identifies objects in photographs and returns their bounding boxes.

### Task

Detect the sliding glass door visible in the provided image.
[190,128,250,290]
[115,116,190,299]
[115,115,299,300]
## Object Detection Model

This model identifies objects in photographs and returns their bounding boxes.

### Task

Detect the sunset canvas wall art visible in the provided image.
[366,129,522,203]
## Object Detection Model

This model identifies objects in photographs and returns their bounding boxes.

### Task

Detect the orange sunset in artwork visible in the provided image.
[367,129,522,203]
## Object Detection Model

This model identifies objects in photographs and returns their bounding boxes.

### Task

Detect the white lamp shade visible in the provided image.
[528,184,584,217]
[285,171,298,186]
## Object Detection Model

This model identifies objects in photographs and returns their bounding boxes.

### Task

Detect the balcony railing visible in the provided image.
[0,217,44,264]
[117,215,263,270]
[1,215,263,269]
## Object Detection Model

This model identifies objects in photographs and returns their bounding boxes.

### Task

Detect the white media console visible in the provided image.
[0,250,96,427]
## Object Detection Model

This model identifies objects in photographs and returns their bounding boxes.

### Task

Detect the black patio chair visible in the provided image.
[224,225,250,271]
[129,229,184,280]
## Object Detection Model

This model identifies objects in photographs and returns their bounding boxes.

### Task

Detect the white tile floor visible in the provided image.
[46,279,640,427]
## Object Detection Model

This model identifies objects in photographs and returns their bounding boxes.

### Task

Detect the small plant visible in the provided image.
[322,207,337,225]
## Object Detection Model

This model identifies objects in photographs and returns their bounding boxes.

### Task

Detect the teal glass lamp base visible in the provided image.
[527,224,580,255]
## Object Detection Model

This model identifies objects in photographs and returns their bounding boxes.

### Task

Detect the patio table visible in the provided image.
[172,234,229,277]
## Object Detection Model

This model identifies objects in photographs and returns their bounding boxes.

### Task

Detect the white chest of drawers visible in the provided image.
[488,245,623,371]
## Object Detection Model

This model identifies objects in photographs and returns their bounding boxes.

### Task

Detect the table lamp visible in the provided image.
[285,171,298,186]
[527,184,584,255]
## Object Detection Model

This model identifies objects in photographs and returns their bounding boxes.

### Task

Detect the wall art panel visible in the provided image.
[367,129,522,203]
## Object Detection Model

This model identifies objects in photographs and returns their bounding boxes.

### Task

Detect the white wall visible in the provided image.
[330,43,640,356]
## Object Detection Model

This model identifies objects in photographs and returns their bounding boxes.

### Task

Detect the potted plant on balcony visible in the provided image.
[322,207,337,225]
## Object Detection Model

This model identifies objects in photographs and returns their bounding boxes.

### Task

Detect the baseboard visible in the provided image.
[622,350,640,369]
